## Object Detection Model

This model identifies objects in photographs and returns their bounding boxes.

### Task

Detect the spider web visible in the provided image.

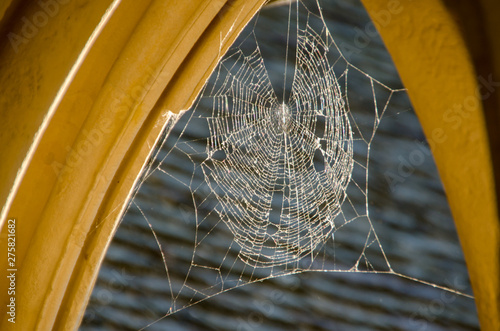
[83,0,477,329]
[157,0,397,276]
[204,14,357,268]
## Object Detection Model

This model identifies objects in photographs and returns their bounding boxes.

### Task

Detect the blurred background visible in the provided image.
[81,0,479,330]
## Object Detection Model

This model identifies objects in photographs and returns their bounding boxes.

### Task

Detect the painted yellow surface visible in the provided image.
[0,0,266,329]
[0,0,498,330]
[361,0,500,329]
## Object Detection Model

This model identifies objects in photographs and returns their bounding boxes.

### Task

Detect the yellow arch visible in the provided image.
[0,0,498,329]
[361,1,500,329]
[0,0,267,329]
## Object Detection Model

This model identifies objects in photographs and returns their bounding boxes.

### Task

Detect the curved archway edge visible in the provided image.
[0,0,498,329]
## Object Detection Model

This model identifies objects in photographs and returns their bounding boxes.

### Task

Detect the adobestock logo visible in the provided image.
[51,65,157,181]
[339,0,404,60]
[384,73,500,191]
[7,0,70,53]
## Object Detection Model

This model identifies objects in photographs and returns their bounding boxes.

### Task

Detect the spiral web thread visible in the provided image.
[125,0,473,328]
[205,14,355,268]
